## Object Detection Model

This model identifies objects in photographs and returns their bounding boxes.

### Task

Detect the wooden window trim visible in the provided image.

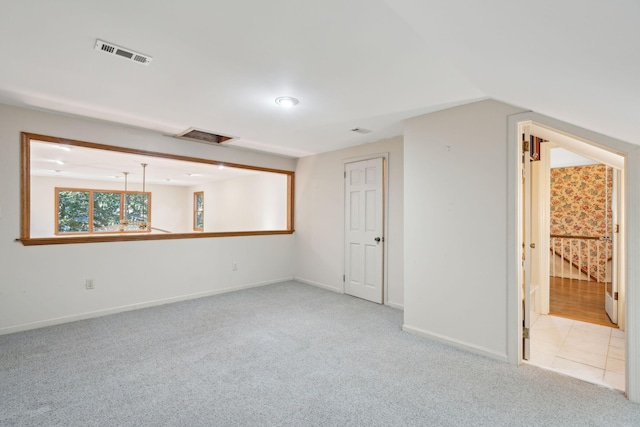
[19,132,295,246]
[55,187,152,235]
[193,191,204,232]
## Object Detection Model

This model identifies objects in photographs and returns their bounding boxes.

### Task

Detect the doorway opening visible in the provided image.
[519,121,626,392]
[547,149,618,327]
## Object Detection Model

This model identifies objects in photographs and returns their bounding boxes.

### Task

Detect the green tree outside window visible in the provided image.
[194,192,204,231]
[93,192,122,231]
[56,188,150,234]
[58,190,90,233]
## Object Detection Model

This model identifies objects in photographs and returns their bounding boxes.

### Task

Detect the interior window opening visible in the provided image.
[20,132,294,245]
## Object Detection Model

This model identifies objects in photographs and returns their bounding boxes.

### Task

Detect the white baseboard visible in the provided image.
[0,276,293,336]
[293,277,343,293]
[294,277,403,310]
[402,324,508,362]
[385,301,404,310]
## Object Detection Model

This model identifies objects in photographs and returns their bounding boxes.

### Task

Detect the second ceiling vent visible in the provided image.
[351,128,372,135]
[175,128,235,145]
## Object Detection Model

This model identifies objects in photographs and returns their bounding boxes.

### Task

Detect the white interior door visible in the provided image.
[605,169,619,324]
[344,158,384,304]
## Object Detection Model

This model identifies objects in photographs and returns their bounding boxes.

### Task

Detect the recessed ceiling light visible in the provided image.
[275,96,299,107]
[218,164,225,170]
[187,173,203,177]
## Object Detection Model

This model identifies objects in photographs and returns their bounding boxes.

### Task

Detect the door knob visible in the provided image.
[530,243,536,249]
[374,237,381,243]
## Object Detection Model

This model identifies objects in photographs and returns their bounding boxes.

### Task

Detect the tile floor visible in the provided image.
[526,314,625,391]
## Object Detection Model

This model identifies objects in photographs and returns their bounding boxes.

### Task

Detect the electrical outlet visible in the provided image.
[85,279,95,290]
[232,262,238,271]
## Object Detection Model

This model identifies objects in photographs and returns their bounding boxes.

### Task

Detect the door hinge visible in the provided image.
[343,274,345,282]
[522,140,529,153]
[615,224,619,233]
[614,291,619,301]
[523,327,530,339]
[344,171,346,178]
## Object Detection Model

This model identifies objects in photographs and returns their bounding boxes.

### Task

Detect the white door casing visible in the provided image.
[605,169,620,324]
[344,158,384,304]
[522,128,532,360]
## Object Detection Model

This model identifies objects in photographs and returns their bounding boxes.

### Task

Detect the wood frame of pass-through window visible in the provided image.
[19,132,295,246]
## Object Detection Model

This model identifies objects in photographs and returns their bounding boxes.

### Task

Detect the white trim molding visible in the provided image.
[402,324,509,362]
[0,277,294,336]
[386,301,404,310]
[294,277,343,293]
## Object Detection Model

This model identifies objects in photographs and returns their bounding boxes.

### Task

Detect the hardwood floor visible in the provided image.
[549,276,617,328]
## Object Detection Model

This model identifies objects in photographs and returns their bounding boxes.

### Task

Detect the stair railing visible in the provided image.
[550,235,611,283]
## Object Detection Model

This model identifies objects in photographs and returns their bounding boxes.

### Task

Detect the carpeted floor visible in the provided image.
[1,281,639,426]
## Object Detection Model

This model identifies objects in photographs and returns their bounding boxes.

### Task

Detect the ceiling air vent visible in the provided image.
[175,128,236,145]
[95,40,152,65]
[351,128,372,134]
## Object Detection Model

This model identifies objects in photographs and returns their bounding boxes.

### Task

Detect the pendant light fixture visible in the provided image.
[117,164,149,232]
[137,163,148,230]
[119,171,130,231]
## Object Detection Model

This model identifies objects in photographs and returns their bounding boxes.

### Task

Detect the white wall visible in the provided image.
[190,172,288,232]
[0,104,296,334]
[294,136,404,308]
[31,175,192,236]
[403,100,525,360]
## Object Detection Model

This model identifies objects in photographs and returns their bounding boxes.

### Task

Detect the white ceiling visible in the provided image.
[550,147,598,169]
[30,140,262,187]
[1,1,638,157]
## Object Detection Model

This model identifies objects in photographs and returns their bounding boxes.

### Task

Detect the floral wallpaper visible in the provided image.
[550,164,612,282]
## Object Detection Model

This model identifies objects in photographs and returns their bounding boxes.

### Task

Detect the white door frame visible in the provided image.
[608,169,622,324]
[343,152,390,304]
[508,111,640,402]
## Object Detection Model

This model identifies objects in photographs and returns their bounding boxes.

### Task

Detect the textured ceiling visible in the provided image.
[1,1,637,157]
